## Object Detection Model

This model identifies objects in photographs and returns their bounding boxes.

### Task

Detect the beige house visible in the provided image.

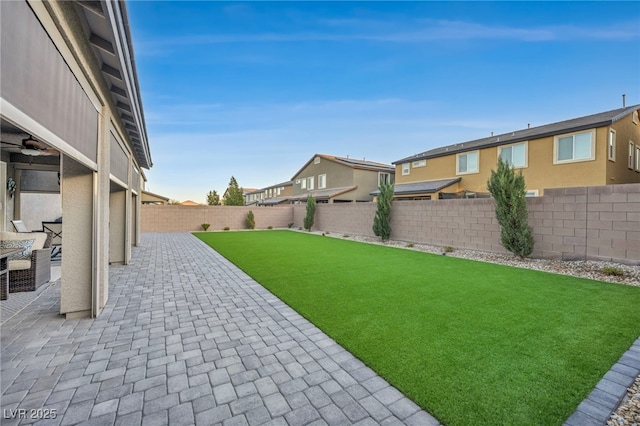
[1,0,152,317]
[259,181,293,206]
[292,154,394,203]
[141,190,169,205]
[391,105,640,200]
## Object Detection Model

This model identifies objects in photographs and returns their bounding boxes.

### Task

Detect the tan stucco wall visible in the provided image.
[292,157,354,197]
[396,119,640,195]
[109,190,127,264]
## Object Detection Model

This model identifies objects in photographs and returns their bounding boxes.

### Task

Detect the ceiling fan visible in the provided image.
[0,135,59,156]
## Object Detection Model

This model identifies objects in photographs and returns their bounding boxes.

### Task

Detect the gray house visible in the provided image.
[291,154,394,203]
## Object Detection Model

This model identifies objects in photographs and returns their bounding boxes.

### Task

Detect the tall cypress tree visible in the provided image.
[487,158,534,258]
[303,195,316,231]
[373,182,394,241]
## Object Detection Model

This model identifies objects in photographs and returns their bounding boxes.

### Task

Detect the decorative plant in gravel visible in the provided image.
[201,223,210,231]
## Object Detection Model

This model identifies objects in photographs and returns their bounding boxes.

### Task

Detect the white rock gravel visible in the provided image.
[608,375,640,426]
[306,230,639,287]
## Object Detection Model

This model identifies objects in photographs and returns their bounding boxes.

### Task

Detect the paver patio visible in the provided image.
[0,233,439,426]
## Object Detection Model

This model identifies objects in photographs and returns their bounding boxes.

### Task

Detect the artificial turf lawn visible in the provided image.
[195,230,640,426]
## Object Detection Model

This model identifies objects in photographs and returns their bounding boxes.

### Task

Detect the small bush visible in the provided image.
[288,223,294,228]
[325,231,330,235]
[298,227,303,230]
[201,223,210,231]
[268,226,273,230]
[343,234,350,238]
[406,243,414,248]
[223,226,230,231]
[602,266,624,277]
[246,210,255,229]
[444,246,454,253]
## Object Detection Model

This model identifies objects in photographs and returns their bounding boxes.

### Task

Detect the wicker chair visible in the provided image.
[0,231,51,293]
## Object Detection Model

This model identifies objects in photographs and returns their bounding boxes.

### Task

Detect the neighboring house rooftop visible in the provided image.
[180,200,202,206]
[141,190,170,204]
[292,154,394,179]
[394,105,640,164]
[262,181,293,191]
[371,178,461,196]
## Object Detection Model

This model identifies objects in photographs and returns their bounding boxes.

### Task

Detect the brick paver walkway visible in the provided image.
[1,233,440,426]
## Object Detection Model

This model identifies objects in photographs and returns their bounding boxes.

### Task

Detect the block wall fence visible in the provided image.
[141,183,639,265]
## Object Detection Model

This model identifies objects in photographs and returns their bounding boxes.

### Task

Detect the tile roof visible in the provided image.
[394,105,640,164]
[370,178,461,196]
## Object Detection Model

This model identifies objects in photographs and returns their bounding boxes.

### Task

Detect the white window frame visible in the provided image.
[608,129,616,161]
[553,129,596,165]
[307,176,314,190]
[525,190,539,197]
[629,141,635,170]
[633,110,639,125]
[401,163,410,175]
[301,178,307,189]
[318,174,326,189]
[498,141,528,169]
[456,150,479,175]
[314,157,321,164]
[378,172,391,186]
[636,145,640,172]
[412,160,426,168]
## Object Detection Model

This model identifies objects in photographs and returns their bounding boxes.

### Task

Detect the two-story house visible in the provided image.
[390,105,640,200]
[244,188,263,206]
[291,154,394,203]
[259,181,293,206]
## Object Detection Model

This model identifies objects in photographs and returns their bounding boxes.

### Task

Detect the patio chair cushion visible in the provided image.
[0,238,35,260]
[0,231,47,251]
[8,259,31,271]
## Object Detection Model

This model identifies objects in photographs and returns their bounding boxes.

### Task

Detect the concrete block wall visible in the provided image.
[141,205,293,232]
[141,184,639,264]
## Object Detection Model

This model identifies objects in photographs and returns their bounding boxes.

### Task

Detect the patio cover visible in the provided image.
[292,186,357,202]
[370,178,461,196]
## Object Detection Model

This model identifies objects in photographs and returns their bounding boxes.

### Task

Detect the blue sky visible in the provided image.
[127,1,640,203]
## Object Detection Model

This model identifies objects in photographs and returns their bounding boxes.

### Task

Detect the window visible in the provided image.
[268,189,272,197]
[630,141,636,170]
[301,178,306,189]
[633,110,639,125]
[378,172,391,186]
[636,146,640,172]
[608,129,616,161]
[314,157,321,164]
[499,142,527,168]
[554,130,595,164]
[318,174,326,189]
[412,160,426,168]
[525,190,539,197]
[457,151,479,174]
[402,163,410,175]
[307,176,314,190]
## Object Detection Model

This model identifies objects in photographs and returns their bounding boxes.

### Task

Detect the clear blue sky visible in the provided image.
[127,1,640,203]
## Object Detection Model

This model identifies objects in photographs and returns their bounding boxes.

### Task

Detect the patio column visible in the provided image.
[59,156,94,318]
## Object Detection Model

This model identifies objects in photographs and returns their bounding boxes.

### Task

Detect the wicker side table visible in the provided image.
[1,249,21,300]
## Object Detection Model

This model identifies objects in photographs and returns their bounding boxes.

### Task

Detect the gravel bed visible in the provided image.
[307,231,639,286]
[608,375,640,426]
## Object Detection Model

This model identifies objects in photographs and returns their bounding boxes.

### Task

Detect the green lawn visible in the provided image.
[195,230,640,426]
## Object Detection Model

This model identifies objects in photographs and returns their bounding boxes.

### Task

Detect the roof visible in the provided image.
[180,200,202,206]
[242,188,259,195]
[394,105,640,164]
[370,178,461,196]
[291,186,357,201]
[292,154,394,180]
[259,197,291,205]
[141,190,169,202]
[74,1,152,169]
[262,181,293,191]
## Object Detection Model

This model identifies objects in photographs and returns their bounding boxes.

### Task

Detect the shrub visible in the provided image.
[223,226,230,231]
[288,223,294,228]
[304,196,316,231]
[343,234,350,238]
[406,243,414,248]
[246,210,255,229]
[201,223,210,231]
[487,158,534,258]
[602,266,624,276]
[268,226,273,230]
[444,246,454,253]
[373,182,394,241]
